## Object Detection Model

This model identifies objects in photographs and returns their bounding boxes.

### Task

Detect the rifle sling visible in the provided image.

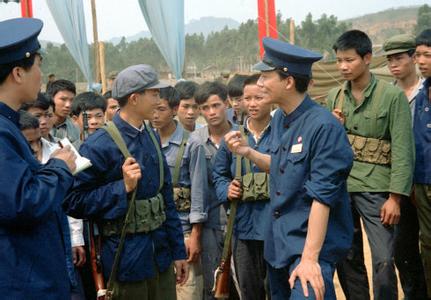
[220,126,245,261]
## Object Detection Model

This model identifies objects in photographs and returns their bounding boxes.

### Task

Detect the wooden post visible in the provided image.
[99,42,107,94]
[290,18,295,44]
[91,0,101,84]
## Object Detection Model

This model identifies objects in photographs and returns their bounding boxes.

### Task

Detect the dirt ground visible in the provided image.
[334,223,404,299]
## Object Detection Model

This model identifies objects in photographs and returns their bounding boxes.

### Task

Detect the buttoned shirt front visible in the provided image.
[160,121,197,233]
[326,74,415,196]
[413,77,431,184]
[265,96,353,268]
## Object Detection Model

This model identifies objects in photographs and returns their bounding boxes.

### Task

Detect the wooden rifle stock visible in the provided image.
[213,251,232,299]
[89,223,106,299]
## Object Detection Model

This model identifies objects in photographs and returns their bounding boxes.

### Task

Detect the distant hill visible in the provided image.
[109,16,240,44]
[344,6,419,45]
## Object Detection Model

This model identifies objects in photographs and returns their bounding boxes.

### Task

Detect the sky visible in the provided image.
[0,0,429,43]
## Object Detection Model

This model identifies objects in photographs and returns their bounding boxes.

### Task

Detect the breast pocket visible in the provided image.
[363,110,388,136]
[285,151,308,178]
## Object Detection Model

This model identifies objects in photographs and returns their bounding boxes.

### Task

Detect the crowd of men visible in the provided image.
[0,16,430,300]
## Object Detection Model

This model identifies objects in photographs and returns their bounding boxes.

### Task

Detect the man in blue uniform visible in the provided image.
[63,64,188,299]
[225,38,354,300]
[0,18,77,299]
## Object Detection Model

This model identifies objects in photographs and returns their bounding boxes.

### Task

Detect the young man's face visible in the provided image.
[230,95,246,115]
[53,90,75,119]
[22,55,42,102]
[199,94,228,127]
[27,106,54,139]
[73,108,105,135]
[177,98,199,130]
[257,71,287,105]
[335,49,371,81]
[105,97,120,121]
[135,89,160,120]
[22,127,42,157]
[152,99,176,130]
[243,84,271,121]
[386,52,416,80]
[415,45,431,78]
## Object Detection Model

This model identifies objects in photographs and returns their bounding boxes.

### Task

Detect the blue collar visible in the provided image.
[112,113,147,138]
[0,102,20,128]
[282,95,315,128]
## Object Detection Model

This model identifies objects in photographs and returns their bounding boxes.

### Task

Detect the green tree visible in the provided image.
[415,4,431,34]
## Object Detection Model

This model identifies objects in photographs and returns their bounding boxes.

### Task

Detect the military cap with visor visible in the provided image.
[0,18,43,64]
[254,37,322,77]
[382,34,416,56]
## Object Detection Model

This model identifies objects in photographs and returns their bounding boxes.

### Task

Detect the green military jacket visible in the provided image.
[326,74,414,196]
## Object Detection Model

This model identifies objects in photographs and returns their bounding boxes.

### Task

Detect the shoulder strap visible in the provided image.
[239,125,251,174]
[104,121,137,295]
[145,122,164,192]
[172,130,189,187]
[335,84,346,111]
[220,151,242,262]
[104,121,131,158]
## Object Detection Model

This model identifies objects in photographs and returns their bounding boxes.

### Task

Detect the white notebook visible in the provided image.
[47,137,92,175]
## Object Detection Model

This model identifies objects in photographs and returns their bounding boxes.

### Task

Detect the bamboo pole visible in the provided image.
[91,0,101,84]
[290,18,295,44]
[99,42,107,94]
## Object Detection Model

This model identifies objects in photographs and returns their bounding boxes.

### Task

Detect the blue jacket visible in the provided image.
[0,103,74,299]
[64,114,186,282]
[213,121,272,241]
[265,96,354,268]
[413,77,431,185]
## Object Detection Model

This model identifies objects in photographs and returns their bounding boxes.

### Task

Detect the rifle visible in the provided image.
[213,149,242,299]
[82,111,107,299]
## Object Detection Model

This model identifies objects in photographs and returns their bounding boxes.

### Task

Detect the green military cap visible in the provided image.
[383,34,416,56]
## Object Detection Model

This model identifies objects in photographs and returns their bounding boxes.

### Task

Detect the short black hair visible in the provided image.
[46,79,76,99]
[243,74,261,88]
[174,80,199,100]
[103,90,113,100]
[194,81,228,105]
[71,92,107,116]
[0,53,38,85]
[275,70,310,94]
[160,86,180,109]
[227,74,249,98]
[333,30,372,57]
[19,110,40,130]
[21,92,53,111]
[416,29,431,47]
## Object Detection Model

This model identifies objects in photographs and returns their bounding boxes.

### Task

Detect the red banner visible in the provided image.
[21,0,33,18]
[257,0,277,58]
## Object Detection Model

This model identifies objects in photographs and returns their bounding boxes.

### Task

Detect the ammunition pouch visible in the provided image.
[173,186,191,212]
[348,134,391,165]
[101,193,166,236]
[241,172,270,202]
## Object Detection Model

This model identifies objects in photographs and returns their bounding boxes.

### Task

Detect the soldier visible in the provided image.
[383,33,428,299]
[63,64,188,299]
[414,28,431,298]
[327,30,415,300]
[103,90,120,122]
[213,73,272,300]
[0,18,77,298]
[225,37,354,300]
